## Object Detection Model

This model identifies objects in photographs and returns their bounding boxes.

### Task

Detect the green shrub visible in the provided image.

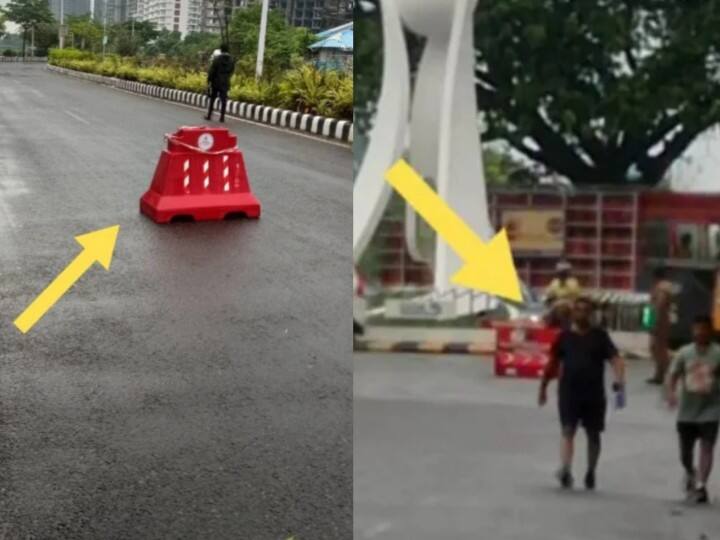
[175,71,208,93]
[318,76,353,119]
[48,48,353,120]
[49,48,95,63]
[228,76,278,106]
[135,66,177,87]
[278,65,343,115]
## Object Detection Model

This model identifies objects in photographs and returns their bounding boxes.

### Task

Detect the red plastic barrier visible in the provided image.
[494,322,559,379]
[495,322,559,353]
[494,349,549,379]
[140,126,261,223]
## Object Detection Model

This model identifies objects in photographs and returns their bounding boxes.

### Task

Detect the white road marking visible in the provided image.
[362,522,392,538]
[63,110,90,125]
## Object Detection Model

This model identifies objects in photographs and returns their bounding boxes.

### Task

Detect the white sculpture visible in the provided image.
[352,0,409,261]
[354,0,493,300]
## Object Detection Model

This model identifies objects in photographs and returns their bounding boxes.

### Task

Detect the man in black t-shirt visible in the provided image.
[538,297,626,490]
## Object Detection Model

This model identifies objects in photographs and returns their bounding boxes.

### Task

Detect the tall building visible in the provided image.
[200,0,353,34]
[271,0,352,31]
[200,0,250,35]
[135,0,202,35]
[48,0,93,19]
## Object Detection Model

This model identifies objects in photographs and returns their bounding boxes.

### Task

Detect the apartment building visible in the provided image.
[200,0,352,35]
[135,0,203,34]
[271,0,352,31]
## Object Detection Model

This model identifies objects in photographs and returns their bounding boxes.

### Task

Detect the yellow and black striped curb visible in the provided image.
[47,64,353,144]
[354,339,494,355]
[354,339,646,359]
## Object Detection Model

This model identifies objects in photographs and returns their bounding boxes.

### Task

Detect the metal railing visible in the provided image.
[369,283,650,332]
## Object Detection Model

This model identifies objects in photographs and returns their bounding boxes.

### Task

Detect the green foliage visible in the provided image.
[356,1,720,186]
[482,147,538,185]
[228,76,276,105]
[65,15,102,52]
[49,47,94,61]
[3,0,54,55]
[228,4,316,79]
[142,29,182,57]
[475,1,720,186]
[0,13,7,39]
[3,0,54,31]
[354,1,381,112]
[48,48,352,120]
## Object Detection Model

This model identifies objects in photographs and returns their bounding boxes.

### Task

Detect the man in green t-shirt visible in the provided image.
[667,315,720,504]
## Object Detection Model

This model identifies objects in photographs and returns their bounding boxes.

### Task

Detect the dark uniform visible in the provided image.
[206,52,236,122]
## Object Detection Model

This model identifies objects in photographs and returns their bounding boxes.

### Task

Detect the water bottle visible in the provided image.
[613,383,626,409]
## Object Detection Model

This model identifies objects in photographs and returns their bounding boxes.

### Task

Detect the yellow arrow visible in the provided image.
[14,225,120,334]
[385,159,522,302]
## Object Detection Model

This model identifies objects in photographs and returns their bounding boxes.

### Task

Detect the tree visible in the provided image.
[209,0,232,48]
[143,28,182,57]
[108,20,158,56]
[0,13,7,39]
[66,15,102,51]
[176,32,221,68]
[228,4,315,78]
[4,0,54,57]
[483,146,538,186]
[34,20,58,55]
[475,1,720,186]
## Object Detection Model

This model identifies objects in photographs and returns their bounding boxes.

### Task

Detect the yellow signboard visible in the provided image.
[501,209,565,253]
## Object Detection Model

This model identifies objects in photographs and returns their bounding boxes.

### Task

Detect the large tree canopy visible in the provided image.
[475,0,720,186]
[3,0,54,56]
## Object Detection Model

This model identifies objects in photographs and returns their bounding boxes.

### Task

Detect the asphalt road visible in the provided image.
[0,64,351,539]
[355,353,720,540]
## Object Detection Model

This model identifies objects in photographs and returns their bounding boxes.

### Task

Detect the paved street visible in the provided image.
[355,353,720,540]
[0,64,351,539]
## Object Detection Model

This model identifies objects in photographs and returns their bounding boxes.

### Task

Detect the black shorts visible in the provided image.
[559,396,606,434]
[677,422,720,446]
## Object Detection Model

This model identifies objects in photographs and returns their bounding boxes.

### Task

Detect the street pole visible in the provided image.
[31,26,35,58]
[255,0,269,79]
[59,0,65,49]
[102,0,108,57]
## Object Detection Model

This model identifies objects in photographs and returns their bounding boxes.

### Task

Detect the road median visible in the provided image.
[47,64,353,144]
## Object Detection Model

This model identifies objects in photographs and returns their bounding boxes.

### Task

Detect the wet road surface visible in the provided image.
[355,353,720,540]
[0,64,351,539]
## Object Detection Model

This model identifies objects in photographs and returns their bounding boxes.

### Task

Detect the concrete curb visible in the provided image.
[354,338,646,360]
[0,57,47,63]
[354,339,494,355]
[46,64,354,144]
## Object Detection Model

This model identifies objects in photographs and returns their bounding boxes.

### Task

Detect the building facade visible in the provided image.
[200,0,353,34]
[135,0,203,34]
[271,0,352,31]
[48,0,92,19]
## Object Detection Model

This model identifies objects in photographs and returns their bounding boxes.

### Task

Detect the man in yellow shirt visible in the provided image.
[545,261,581,316]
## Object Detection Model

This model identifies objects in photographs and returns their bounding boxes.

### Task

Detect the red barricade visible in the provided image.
[493,321,560,379]
[140,126,261,223]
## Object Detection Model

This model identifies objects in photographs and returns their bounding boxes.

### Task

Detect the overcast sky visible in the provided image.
[0,0,20,33]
